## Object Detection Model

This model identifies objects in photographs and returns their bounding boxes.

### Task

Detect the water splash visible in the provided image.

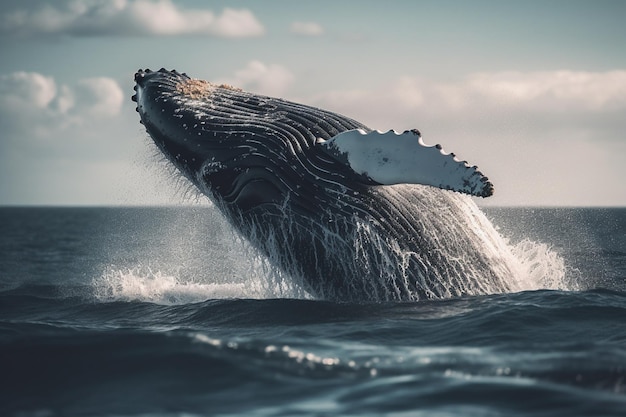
[93,198,570,304]
[508,239,569,291]
[92,242,309,304]
[92,265,248,304]
[228,188,569,302]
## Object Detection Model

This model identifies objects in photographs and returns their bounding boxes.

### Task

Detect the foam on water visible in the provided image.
[455,198,569,292]
[92,252,308,304]
[508,238,570,291]
[92,265,249,304]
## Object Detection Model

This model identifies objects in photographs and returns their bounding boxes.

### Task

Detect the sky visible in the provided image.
[0,0,625,207]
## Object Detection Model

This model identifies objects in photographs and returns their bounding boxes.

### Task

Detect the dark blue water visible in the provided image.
[1,207,625,416]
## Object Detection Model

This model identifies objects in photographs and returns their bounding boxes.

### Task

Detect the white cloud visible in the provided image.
[223,60,295,96]
[0,1,265,38]
[2,68,624,206]
[0,72,57,109]
[307,70,626,206]
[0,70,145,205]
[466,71,626,112]
[208,8,265,38]
[73,77,125,118]
[0,71,123,119]
[309,70,626,127]
[290,21,324,36]
[0,71,124,152]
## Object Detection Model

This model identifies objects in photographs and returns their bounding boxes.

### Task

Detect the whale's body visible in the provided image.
[133,68,518,301]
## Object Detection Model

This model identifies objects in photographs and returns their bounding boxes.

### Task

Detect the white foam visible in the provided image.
[452,197,569,293]
[91,236,310,304]
[442,194,570,293]
[508,238,571,291]
[92,265,249,305]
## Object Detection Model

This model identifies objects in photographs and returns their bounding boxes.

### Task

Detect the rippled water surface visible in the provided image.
[1,207,625,416]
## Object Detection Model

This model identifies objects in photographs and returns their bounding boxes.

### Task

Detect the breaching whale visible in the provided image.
[132,68,518,301]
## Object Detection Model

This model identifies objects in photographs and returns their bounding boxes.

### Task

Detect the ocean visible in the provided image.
[0,206,624,416]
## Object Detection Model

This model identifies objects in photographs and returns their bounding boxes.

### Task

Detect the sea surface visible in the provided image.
[0,206,625,417]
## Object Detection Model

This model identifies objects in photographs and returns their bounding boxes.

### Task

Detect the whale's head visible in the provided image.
[132,68,371,214]
[133,68,493,215]
[132,69,243,192]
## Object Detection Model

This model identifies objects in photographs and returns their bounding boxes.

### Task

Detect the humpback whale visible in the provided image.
[132,68,518,302]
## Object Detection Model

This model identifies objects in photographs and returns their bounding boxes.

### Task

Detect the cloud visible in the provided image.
[463,71,626,113]
[289,21,324,36]
[0,70,151,205]
[0,71,124,154]
[0,70,214,205]
[309,70,626,127]
[0,0,265,38]
[3,69,624,206]
[221,60,295,96]
[0,71,123,119]
[72,77,125,117]
[0,71,57,110]
[308,70,626,206]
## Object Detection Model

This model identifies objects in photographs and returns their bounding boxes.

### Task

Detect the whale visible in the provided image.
[132,68,518,301]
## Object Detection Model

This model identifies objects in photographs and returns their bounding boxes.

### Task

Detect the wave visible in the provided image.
[3,288,625,417]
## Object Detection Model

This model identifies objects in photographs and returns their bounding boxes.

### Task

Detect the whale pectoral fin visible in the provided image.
[318,129,494,197]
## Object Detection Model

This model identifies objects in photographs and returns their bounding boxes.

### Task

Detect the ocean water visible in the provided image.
[0,206,625,417]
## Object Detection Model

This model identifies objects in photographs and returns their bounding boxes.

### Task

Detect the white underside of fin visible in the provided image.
[319,129,493,197]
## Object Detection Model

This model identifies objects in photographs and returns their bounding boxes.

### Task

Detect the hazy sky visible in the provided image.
[1,0,625,206]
